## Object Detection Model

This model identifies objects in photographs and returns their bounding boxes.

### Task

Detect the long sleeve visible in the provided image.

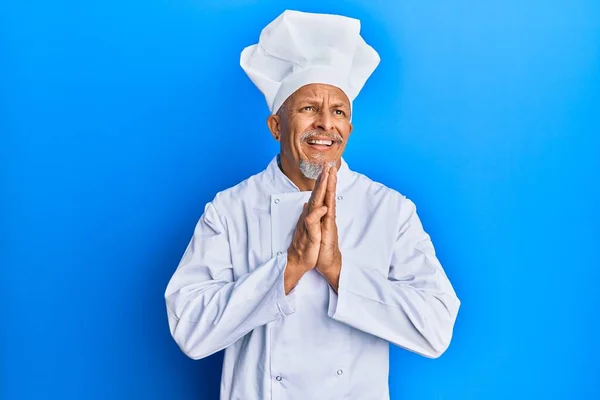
[165,202,296,360]
[327,197,460,358]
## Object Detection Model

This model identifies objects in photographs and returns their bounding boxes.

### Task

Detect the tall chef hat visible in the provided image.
[240,10,380,115]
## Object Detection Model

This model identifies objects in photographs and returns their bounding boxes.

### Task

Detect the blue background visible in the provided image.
[2,0,599,399]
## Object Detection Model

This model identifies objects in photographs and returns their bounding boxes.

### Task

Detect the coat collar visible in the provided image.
[265,153,356,194]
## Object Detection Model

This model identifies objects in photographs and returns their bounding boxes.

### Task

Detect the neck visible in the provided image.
[278,154,341,192]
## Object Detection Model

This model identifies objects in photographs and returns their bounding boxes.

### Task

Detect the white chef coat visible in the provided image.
[165,154,460,400]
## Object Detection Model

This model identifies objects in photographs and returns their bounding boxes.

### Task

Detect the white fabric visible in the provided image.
[240,10,380,114]
[165,155,460,400]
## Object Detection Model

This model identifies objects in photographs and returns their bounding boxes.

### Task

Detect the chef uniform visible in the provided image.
[165,10,460,400]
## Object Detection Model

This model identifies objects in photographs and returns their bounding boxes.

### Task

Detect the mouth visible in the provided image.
[304,137,337,152]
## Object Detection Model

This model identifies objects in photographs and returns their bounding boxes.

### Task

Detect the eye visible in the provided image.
[302,106,316,112]
[334,109,346,116]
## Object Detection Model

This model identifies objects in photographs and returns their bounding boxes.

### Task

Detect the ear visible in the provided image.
[344,121,353,140]
[267,114,281,141]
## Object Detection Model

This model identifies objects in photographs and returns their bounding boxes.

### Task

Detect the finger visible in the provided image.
[301,202,308,217]
[305,206,328,241]
[308,165,330,211]
[324,166,336,211]
[323,167,338,228]
[314,164,331,203]
[329,165,337,189]
[307,172,323,211]
[305,205,328,225]
[295,203,309,235]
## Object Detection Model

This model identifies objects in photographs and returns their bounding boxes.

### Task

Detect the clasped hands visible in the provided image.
[285,164,341,294]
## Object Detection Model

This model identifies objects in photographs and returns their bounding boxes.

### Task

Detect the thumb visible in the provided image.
[316,205,328,219]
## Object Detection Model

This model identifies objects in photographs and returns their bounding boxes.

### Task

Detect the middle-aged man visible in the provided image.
[165,10,460,400]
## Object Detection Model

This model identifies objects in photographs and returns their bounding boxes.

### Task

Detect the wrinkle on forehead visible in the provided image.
[290,84,350,108]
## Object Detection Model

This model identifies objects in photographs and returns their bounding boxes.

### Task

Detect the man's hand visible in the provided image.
[284,165,330,294]
[316,166,342,292]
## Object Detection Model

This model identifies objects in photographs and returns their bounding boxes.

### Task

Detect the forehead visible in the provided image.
[289,83,350,106]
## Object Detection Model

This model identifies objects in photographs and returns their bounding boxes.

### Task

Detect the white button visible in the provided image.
[275,376,282,381]
[337,369,343,375]
[277,251,283,256]
[337,195,343,200]
[274,198,280,204]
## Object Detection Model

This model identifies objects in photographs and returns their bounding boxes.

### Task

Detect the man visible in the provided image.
[165,10,460,400]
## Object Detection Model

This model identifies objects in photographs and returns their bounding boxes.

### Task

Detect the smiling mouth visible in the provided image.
[307,139,333,146]
[304,138,338,152]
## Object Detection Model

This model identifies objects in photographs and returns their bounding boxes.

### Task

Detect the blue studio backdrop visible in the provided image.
[2,1,599,399]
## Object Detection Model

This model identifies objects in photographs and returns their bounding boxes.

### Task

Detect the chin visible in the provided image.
[307,150,337,161]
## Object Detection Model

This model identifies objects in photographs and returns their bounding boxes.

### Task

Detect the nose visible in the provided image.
[313,109,335,132]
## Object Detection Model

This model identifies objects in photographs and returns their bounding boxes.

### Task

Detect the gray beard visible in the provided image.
[299,159,337,180]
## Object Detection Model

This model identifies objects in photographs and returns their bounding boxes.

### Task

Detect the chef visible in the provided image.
[165,9,460,400]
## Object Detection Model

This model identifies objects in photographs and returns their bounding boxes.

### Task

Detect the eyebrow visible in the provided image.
[329,102,349,109]
[296,99,349,109]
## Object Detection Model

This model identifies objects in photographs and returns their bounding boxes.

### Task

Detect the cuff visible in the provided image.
[327,254,352,319]
[275,251,296,316]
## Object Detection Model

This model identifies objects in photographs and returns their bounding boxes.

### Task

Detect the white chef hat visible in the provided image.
[240,10,380,115]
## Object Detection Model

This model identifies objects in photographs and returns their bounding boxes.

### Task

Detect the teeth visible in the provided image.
[307,139,333,146]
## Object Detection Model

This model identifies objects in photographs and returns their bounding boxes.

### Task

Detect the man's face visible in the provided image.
[269,83,353,179]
